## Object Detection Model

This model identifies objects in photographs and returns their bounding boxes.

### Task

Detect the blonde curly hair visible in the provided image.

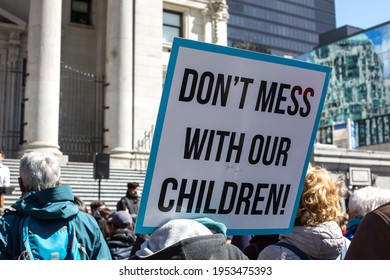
[295,165,342,227]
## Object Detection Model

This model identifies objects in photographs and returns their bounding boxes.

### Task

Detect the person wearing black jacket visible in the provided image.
[345,202,390,260]
[107,211,136,260]
[116,182,140,223]
[130,218,248,260]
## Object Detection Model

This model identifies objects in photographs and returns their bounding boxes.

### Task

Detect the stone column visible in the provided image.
[104,0,134,167]
[209,0,229,45]
[21,0,62,157]
[133,0,162,146]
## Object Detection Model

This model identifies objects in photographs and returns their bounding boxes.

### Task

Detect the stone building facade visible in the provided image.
[0,0,229,167]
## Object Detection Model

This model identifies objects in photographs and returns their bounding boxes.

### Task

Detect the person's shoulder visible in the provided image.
[353,201,390,237]
[118,196,128,202]
[257,244,280,260]
[73,210,99,227]
[372,201,390,216]
[362,201,390,226]
[190,233,248,260]
[0,209,23,235]
[345,202,390,260]
[257,243,301,260]
[73,211,107,239]
[0,164,10,172]
[75,210,95,220]
[2,209,23,221]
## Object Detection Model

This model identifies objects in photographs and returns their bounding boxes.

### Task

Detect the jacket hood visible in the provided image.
[133,219,247,260]
[11,185,79,220]
[135,233,246,260]
[280,221,344,259]
[136,219,212,257]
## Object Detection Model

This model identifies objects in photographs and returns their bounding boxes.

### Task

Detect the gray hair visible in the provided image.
[19,151,61,192]
[348,186,390,217]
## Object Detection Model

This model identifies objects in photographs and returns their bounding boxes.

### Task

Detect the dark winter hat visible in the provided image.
[108,210,133,228]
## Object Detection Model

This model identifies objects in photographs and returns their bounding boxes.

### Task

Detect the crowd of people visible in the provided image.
[0,151,389,260]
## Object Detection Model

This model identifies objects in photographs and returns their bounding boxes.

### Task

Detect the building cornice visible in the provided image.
[0,8,27,31]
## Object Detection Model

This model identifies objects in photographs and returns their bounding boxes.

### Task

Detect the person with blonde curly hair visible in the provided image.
[258,165,350,260]
[295,166,342,227]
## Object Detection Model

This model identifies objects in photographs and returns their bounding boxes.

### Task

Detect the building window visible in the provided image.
[71,0,91,25]
[163,10,182,43]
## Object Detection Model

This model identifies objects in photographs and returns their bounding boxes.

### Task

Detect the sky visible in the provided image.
[335,0,390,29]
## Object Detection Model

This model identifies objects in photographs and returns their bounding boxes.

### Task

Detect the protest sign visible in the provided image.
[135,38,331,235]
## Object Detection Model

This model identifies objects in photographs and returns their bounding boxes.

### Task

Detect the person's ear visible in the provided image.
[18,177,27,195]
[56,178,62,186]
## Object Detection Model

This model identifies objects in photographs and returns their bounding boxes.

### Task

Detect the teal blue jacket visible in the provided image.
[0,185,112,260]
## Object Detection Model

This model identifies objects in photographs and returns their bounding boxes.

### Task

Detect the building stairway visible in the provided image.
[2,158,147,211]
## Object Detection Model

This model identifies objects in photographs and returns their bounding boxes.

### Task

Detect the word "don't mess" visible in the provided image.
[179,68,315,117]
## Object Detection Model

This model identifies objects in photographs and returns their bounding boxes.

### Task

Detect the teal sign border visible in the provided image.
[136,37,332,235]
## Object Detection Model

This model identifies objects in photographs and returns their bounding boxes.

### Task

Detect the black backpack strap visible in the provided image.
[277,241,313,260]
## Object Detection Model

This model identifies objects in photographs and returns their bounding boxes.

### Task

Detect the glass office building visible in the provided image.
[227,0,336,57]
[296,22,390,147]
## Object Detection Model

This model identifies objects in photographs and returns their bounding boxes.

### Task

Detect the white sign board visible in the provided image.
[136,38,331,235]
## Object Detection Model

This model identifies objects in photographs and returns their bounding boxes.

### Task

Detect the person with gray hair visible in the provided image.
[18,151,62,193]
[345,201,390,260]
[0,151,112,260]
[345,186,390,240]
